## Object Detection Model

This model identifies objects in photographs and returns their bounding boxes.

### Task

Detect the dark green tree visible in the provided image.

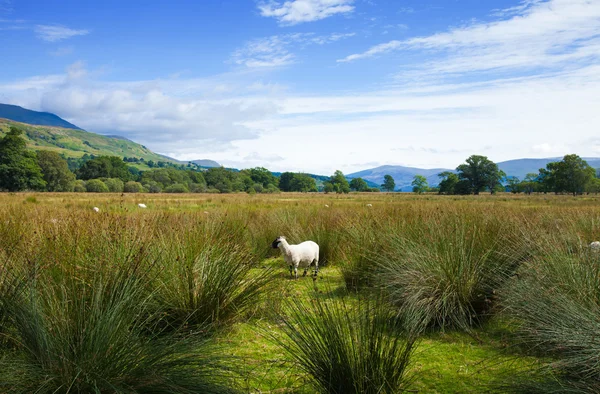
[36,150,75,192]
[381,174,395,192]
[290,174,317,192]
[349,177,369,192]
[543,154,596,195]
[411,175,428,194]
[76,156,132,182]
[456,155,503,195]
[438,171,459,195]
[326,170,350,194]
[520,173,539,195]
[278,172,295,192]
[0,127,46,191]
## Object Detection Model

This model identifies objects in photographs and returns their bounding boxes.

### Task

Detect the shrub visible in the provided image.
[144,181,162,193]
[123,181,144,193]
[104,177,124,192]
[73,180,86,192]
[85,179,109,193]
[270,289,417,394]
[164,183,189,193]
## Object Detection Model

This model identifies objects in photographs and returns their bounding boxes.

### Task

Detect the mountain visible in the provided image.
[497,158,600,180]
[0,104,81,130]
[348,165,451,192]
[190,159,220,168]
[0,104,221,168]
[348,158,600,191]
[0,118,179,164]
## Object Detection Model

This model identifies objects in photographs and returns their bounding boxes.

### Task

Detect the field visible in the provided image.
[1,192,599,393]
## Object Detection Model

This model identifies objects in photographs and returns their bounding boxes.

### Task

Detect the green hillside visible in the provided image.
[0,118,178,165]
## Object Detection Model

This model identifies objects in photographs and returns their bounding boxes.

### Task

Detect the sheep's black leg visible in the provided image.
[303,268,308,276]
[289,265,293,278]
[312,259,319,280]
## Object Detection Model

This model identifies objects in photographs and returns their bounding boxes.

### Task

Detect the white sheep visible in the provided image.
[93,207,100,212]
[272,236,319,280]
[138,203,147,208]
[366,203,373,207]
[590,241,600,251]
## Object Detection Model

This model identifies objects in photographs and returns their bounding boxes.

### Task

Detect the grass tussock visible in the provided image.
[270,287,417,394]
[502,244,600,392]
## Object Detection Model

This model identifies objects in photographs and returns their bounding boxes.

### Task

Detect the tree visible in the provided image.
[506,177,522,194]
[438,172,458,195]
[76,156,132,182]
[36,150,75,192]
[123,181,144,193]
[85,179,109,193]
[104,178,124,192]
[349,177,369,192]
[550,154,596,196]
[456,155,503,195]
[245,167,278,189]
[411,175,428,194]
[278,172,294,192]
[519,173,539,195]
[381,175,395,192]
[326,170,350,194]
[290,174,317,192]
[586,178,600,194]
[0,127,46,191]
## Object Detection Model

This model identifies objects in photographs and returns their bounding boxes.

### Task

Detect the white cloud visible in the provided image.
[35,24,89,42]
[338,0,600,78]
[232,32,354,68]
[258,0,354,25]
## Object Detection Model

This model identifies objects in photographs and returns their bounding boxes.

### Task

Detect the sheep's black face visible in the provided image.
[271,238,281,249]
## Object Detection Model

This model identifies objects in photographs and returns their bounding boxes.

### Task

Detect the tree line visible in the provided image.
[2,126,394,194]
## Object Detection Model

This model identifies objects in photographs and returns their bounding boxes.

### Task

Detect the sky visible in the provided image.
[1,0,599,174]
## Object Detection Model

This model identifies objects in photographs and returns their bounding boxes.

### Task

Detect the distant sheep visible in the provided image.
[366,203,373,207]
[590,241,600,251]
[138,203,147,209]
[272,236,319,280]
[93,207,100,212]
[324,204,329,208]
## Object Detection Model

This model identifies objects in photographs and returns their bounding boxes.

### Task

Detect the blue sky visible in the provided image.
[1,0,599,174]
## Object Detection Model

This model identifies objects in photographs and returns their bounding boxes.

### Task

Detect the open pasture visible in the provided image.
[1,192,599,393]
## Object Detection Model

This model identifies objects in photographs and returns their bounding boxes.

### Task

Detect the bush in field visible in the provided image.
[144,180,163,193]
[103,177,124,192]
[85,179,109,193]
[502,246,600,391]
[271,290,417,394]
[73,179,87,192]
[165,183,189,193]
[123,180,144,193]
[372,215,528,331]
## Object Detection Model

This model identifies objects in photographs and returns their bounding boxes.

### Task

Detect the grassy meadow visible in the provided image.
[1,192,600,393]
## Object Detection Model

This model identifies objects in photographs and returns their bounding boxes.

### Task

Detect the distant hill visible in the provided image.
[0,104,221,169]
[0,104,81,130]
[348,158,600,191]
[348,165,450,192]
[497,158,600,180]
[190,159,220,168]
[0,118,179,164]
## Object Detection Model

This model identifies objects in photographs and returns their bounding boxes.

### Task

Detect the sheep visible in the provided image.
[138,203,147,209]
[324,204,329,208]
[366,203,373,207]
[93,207,100,212]
[590,241,600,251]
[272,236,319,280]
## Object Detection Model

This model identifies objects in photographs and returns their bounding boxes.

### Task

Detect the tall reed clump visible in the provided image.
[0,212,236,393]
[372,210,530,331]
[153,215,274,330]
[270,289,417,394]
[501,243,600,392]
